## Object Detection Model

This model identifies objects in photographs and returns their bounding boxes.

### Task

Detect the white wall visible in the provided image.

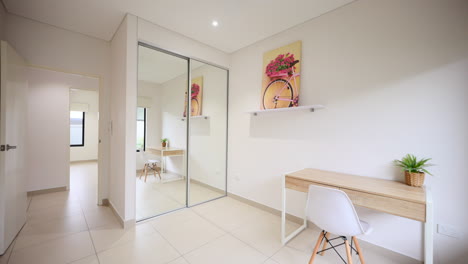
[109,14,137,222]
[70,89,99,162]
[159,73,188,175]
[26,67,70,192]
[5,13,111,203]
[137,81,162,149]
[228,0,468,263]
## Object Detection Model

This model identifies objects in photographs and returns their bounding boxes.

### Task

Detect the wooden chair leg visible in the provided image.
[308,231,325,264]
[139,164,146,179]
[320,232,330,256]
[352,236,365,264]
[345,238,353,264]
[144,165,148,182]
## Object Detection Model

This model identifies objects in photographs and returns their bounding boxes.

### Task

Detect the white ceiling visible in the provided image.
[4,0,354,53]
[138,45,204,84]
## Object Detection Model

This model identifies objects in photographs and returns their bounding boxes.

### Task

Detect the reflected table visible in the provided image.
[146,147,185,173]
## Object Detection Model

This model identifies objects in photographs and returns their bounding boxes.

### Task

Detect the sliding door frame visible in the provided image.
[136,41,229,221]
[186,57,229,208]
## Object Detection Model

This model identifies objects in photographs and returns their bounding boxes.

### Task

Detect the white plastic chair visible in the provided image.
[306,185,372,264]
[137,151,161,182]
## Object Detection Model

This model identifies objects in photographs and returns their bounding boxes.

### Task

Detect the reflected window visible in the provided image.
[136,107,146,151]
[70,111,85,147]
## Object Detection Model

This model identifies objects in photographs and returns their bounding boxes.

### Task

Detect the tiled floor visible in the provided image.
[0,162,421,264]
[136,172,224,220]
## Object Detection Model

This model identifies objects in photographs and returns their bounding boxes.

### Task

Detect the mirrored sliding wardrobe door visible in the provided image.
[188,60,228,206]
[136,43,189,221]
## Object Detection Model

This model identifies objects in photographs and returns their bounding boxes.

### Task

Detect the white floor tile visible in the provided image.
[191,197,269,232]
[97,232,180,264]
[90,222,156,252]
[263,259,280,264]
[68,254,100,264]
[184,234,268,264]
[167,257,190,264]
[285,227,323,253]
[151,210,225,254]
[9,231,95,264]
[271,246,313,264]
[83,206,120,229]
[14,213,89,250]
[27,201,83,223]
[0,239,15,264]
[231,212,300,257]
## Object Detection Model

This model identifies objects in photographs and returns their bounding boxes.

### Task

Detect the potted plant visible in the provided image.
[394,154,433,187]
[161,138,168,148]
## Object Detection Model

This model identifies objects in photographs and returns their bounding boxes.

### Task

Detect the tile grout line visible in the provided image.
[150,227,186,264]
[147,209,227,262]
[4,238,16,264]
[9,194,88,262]
[78,190,102,264]
[190,199,297,260]
[187,205,271,260]
[7,195,37,263]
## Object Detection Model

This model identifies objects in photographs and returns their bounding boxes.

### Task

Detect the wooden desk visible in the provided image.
[146,147,185,172]
[281,168,433,264]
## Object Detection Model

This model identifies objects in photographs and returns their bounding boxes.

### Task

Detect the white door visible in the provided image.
[0,41,28,255]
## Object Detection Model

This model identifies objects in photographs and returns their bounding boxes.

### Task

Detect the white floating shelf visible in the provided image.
[181,115,209,121]
[247,105,325,116]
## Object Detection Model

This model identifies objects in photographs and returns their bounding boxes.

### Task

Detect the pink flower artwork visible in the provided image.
[265,53,297,78]
[191,83,200,99]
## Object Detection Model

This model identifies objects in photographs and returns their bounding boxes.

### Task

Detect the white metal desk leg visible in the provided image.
[162,150,166,173]
[425,188,433,264]
[281,174,286,244]
[281,173,307,245]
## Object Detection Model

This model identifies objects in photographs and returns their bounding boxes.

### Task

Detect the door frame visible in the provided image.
[27,64,105,205]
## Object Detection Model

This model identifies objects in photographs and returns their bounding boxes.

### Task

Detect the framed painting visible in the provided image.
[261,41,302,110]
[184,76,203,117]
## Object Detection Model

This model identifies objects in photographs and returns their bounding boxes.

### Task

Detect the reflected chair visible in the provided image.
[137,151,162,182]
[141,159,161,182]
[306,185,372,264]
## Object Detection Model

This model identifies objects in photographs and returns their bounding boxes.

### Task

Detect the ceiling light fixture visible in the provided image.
[212,20,219,27]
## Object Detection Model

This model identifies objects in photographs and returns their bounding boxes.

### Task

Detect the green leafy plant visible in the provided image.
[394,154,433,175]
[161,138,168,143]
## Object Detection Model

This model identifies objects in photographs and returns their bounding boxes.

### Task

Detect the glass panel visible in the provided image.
[70,111,84,146]
[137,107,145,120]
[188,60,228,206]
[136,44,188,221]
[136,107,145,150]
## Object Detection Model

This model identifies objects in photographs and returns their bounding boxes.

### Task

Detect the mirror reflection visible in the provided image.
[136,44,228,221]
[136,45,188,220]
[188,60,228,205]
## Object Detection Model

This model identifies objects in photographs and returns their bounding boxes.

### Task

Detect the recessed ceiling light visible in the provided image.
[212,20,219,27]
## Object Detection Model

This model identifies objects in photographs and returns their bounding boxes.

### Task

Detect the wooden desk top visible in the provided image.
[148,147,185,152]
[287,168,426,205]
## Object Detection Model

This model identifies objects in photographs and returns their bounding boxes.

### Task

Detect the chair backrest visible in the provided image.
[306,185,365,236]
[136,151,148,169]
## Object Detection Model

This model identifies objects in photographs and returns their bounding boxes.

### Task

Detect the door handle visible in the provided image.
[6,144,17,151]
